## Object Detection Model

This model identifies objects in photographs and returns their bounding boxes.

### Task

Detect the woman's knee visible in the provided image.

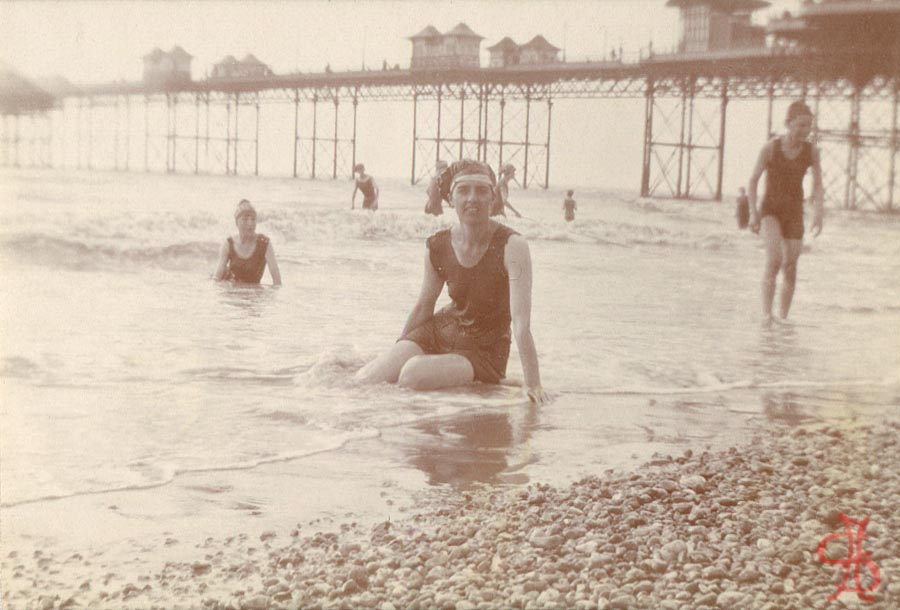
[764,253,783,276]
[398,356,431,390]
[781,258,798,279]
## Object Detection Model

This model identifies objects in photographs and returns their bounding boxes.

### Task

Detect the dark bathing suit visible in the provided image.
[357,177,378,210]
[491,182,508,217]
[564,199,576,221]
[425,175,443,216]
[226,234,269,283]
[760,138,811,240]
[401,224,518,384]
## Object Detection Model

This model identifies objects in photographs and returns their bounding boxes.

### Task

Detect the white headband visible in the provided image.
[451,173,494,192]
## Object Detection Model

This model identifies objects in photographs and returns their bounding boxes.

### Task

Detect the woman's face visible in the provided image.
[786,114,813,141]
[235,212,256,237]
[452,181,493,225]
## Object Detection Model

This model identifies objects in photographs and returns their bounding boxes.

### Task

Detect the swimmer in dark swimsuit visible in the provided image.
[747,101,824,322]
[563,190,577,222]
[355,159,548,404]
[491,164,522,218]
[213,199,282,285]
[351,163,379,211]
[424,160,448,216]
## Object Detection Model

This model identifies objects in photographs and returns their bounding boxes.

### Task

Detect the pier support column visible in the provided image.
[544,98,552,190]
[523,87,531,189]
[225,98,231,174]
[498,97,505,171]
[436,86,442,166]
[234,93,240,175]
[889,80,898,211]
[352,94,358,177]
[332,96,340,180]
[676,82,688,198]
[715,80,728,202]
[641,79,654,197]
[254,95,260,177]
[477,84,485,162]
[458,90,465,159]
[845,85,861,209]
[684,83,695,198]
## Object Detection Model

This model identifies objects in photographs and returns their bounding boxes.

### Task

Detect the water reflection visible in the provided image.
[406,404,539,488]
[215,282,278,318]
[761,391,814,426]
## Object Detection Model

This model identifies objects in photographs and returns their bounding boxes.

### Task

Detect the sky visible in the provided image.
[2,0,801,84]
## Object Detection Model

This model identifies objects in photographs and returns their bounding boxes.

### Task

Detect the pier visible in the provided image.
[2,1,898,210]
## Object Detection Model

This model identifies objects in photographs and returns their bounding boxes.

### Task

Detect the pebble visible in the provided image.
[242,595,268,610]
[716,591,748,606]
[608,594,636,609]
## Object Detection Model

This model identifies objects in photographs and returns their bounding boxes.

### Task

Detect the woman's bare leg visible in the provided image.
[779,239,803,319]
[398,354,475,391]
[355,340,424,384]
[760,217,784,321]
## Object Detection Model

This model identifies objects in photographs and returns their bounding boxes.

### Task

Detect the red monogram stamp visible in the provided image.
[817,514,881,602]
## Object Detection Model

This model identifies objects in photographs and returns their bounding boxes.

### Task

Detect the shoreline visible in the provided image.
[4,416,897,610]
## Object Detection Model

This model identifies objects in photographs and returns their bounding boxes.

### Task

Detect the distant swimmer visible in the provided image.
[747,101,824,322]
[213,199,282,285]
[563,190,577,222]
[736,187,750,229]
[424,159,449,216]
[491,164,523,218]
[351,163,379,211]
[355,159,548,404]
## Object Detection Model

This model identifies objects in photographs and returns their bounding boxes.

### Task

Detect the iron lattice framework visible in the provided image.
[2,51,898,209]
[410,82,553,188]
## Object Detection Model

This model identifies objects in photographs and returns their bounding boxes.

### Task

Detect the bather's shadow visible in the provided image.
[405,404,539,489]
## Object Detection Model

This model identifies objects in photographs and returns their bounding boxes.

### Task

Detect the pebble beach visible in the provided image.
[5,416,897,610]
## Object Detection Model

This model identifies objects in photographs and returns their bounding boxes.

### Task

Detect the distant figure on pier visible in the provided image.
[355,159,547,404]
[213,199,282,285]
[325,63,332,74]
[352,163,379,211]
[425,160,449,216]
[563,190,577,222]
[747,101,824,323]
[736,187,750,229]
[491,164,522,218]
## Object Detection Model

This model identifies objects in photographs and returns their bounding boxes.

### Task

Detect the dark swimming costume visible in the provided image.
[490,180,509,217]
[760,138,811,240]
[736,195,750,229]
[226,234,269,283]
[564,198,576,222]
[425,175,443,216]
[401,224,518,384]
[356,176,378,210]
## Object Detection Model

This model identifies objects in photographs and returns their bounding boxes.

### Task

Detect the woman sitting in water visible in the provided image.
[355,160,548,404]
[213,199,282,285]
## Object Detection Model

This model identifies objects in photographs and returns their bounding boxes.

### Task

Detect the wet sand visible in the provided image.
[3,404,898,610]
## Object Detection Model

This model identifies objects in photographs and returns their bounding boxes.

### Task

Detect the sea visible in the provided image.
[1,167,899,552]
